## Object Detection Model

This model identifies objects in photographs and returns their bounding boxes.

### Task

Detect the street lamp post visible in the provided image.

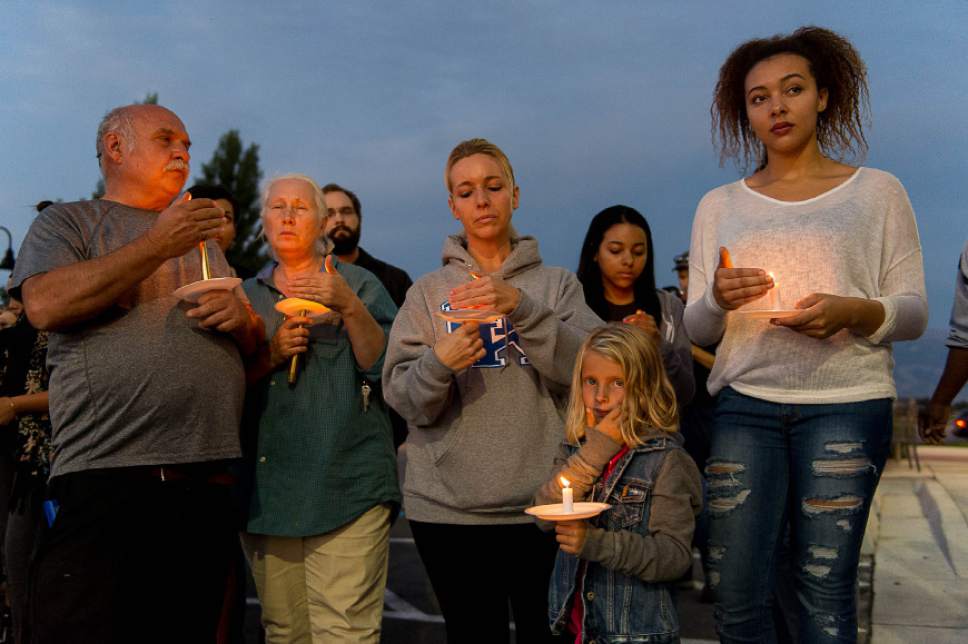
[0,226,14,271]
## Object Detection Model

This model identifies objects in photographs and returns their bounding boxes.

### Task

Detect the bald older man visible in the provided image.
[11,104,263,644]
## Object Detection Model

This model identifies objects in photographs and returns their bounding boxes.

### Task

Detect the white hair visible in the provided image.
[95,106,137,175]
[261,173,332,258]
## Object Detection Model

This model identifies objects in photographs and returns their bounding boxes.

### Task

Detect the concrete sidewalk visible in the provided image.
[865,446,968,643]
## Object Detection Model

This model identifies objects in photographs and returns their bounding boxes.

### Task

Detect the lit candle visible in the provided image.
[768,272,781,310]
[560,476,574,514]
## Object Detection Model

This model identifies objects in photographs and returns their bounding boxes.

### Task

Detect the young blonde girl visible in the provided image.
[534,324,702,643]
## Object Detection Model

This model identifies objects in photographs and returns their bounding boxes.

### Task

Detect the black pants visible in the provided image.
[410,520,561,644]
[6,502,43,644]
[27,465,238,644]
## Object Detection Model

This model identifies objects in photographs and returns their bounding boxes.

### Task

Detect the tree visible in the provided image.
[196,130,268,277]
[91,92,159,199]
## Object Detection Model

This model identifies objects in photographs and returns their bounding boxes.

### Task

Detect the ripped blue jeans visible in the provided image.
[706,387,891,643]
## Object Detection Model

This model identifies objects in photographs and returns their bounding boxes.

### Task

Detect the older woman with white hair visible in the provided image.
[241,174,400,643]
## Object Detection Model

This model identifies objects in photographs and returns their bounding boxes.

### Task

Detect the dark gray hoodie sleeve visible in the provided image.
[508,270,603,392]
[658,291,695,407]
[382,281,456,427]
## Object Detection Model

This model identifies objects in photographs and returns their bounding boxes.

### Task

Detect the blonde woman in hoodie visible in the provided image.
[383,139,602,643]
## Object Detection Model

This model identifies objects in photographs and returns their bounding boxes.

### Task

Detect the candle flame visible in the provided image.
[559,476,571,488]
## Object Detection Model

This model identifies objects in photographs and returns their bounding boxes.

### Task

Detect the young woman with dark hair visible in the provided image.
[577,205,694,407]
[684,26,927,642]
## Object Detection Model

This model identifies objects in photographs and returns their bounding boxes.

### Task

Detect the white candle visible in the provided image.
[768,273,781,310]
[560,476,574,514]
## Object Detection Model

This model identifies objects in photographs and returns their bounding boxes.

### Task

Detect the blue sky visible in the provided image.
[2,1,966,329]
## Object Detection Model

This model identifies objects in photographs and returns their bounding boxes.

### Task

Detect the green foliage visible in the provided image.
[141,92,159,105]
[197,130,267,276]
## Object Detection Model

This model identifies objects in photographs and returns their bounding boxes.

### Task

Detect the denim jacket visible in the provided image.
[548,434,691,643]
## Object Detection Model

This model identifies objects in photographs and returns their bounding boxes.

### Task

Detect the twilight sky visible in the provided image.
[2,1,966,329]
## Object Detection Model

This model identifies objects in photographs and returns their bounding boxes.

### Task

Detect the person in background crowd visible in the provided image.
[186,184,238,255]
[920,240,968,443]
[322,183,412,308]
[684,27,927,642]
[0,298,21,330]
[576,205,694,407]
[322,182,413,450]
[0,200,55,644]
[12,103,263,644]
[383,138,601,643]
[241,174,399,643]
[0,288,50,644]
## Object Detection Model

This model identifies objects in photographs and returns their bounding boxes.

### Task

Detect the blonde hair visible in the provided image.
[444,138,516,193]
[565,325,678,446]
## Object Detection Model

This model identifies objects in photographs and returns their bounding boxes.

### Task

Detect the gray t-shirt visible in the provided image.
[10,199,244,477]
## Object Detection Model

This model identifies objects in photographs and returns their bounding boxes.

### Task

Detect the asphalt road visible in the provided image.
[242,513,719,643]
[240,444,720,643]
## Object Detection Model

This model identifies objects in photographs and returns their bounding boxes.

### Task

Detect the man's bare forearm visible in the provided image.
[930,347,968,406]
[23,234,166,331]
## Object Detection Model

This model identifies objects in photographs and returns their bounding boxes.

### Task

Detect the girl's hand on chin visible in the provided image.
[588,406,624,445]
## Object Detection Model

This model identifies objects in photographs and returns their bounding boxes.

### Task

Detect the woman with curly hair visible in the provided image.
[684,26,927,642]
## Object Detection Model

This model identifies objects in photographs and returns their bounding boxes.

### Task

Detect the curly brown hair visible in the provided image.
[712,26,871,171]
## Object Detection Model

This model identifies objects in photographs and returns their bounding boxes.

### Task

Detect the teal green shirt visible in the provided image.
[243,259,401,537]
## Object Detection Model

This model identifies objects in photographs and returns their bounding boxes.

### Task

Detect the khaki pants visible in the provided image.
[242,504,391,644]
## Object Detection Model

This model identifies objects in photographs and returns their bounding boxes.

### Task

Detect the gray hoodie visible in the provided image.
[383,232,603,524]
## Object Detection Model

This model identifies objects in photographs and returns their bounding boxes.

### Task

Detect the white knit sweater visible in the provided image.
[684,168,927,404]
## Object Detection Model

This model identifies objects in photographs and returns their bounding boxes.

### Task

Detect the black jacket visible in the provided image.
[354,247,413,309]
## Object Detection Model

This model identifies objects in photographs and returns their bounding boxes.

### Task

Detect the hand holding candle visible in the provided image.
[770,293,882,339]
[713,245,772,310]
[554,519,588,555]
[287,309,310,385]
[287,258,336,384]
[267,314,310,369]
[448,273,521,315]
[559,476,574,514]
